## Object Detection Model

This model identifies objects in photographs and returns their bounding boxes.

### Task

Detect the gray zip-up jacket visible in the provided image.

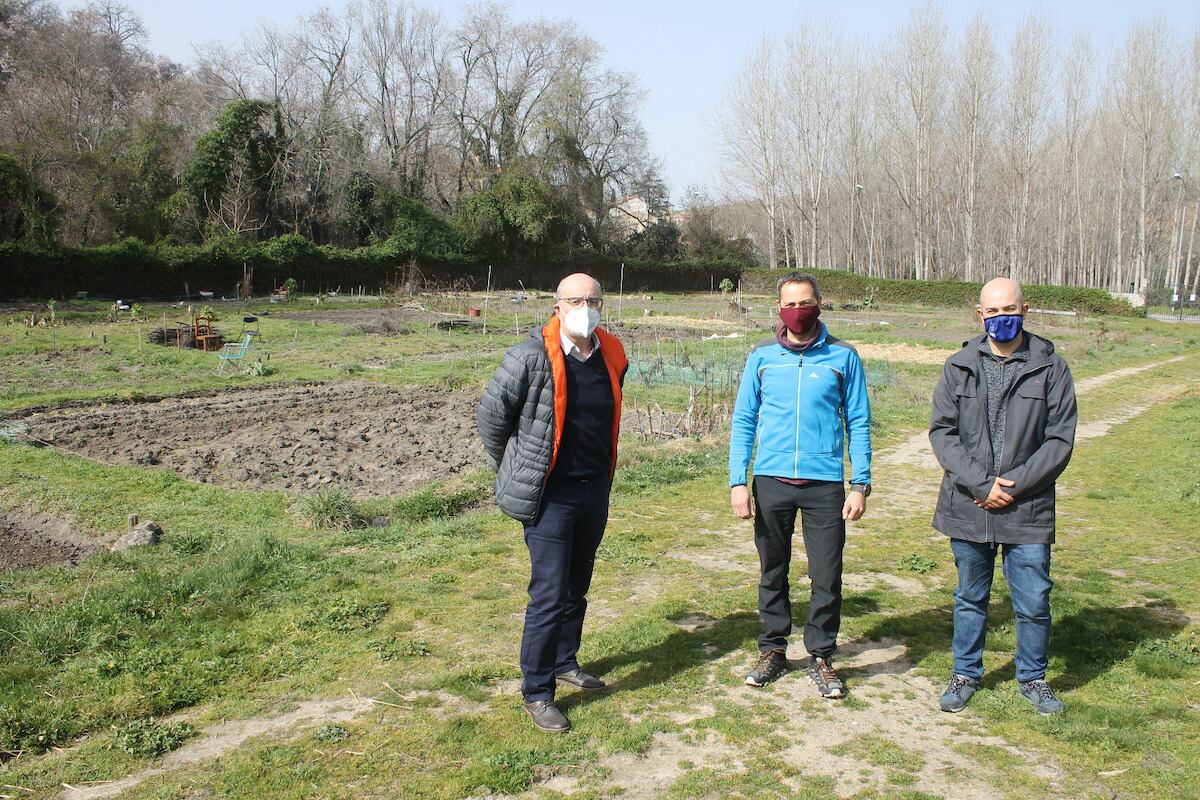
[929,332,1077,544]
[476,318,627,524]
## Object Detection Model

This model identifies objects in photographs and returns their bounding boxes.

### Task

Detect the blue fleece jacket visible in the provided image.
[729,322,872,487]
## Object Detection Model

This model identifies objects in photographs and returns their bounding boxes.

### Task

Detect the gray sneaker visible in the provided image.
[939,674,980,712]
[1019,679,1064,715]
[806,656,846,699]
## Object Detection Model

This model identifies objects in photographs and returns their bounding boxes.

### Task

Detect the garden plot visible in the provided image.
[22,382,485,496]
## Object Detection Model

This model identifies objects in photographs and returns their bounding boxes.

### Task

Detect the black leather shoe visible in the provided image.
[556,668,606,690]
[524,700,570,732]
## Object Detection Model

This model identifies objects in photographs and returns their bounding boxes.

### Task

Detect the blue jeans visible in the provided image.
[950,539,1052,683]
[520,477,611,702]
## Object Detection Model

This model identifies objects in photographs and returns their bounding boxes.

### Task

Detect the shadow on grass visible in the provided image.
[553,595,1182,712]
[560,594,887,709]
[561,611,760,711]
[845,599,1187,692]
[1038,601,1187,692]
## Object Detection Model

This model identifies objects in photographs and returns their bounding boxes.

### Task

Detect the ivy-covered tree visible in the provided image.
[379,194,463,261]
[179,99,280,239]
[455,169,565,261]
[623,219,683,261]
[102,99,183,241]
[0,151,55,242]
[342,170,378,245]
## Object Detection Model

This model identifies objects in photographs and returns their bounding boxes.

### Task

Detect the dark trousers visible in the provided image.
[752,476,846,657]
[520,477,611,702]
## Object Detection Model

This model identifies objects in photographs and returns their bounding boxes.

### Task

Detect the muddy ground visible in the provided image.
[0,510,99,570]
[22,382,486,497]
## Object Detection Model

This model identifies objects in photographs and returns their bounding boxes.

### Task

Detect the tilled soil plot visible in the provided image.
[23,382,486,496]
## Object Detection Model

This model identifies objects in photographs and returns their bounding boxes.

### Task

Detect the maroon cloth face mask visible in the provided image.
[779,305,820,336]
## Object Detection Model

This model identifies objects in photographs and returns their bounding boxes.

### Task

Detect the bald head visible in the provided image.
[979,278,1024,313]
[553,273,604,343]
[556,272,602,300]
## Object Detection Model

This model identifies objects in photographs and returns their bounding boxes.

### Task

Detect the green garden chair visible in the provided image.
[217,333,254,372]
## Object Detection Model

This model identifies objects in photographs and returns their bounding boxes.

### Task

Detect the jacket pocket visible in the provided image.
[1027,487,1055,527]
[937,476,955,517]
[1016,377,1047,401]
[953,382,978,448]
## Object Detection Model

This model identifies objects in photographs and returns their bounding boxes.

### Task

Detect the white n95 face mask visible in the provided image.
[563,306,600,338]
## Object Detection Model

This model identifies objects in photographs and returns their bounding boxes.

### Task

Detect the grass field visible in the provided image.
[1,289,1198,800]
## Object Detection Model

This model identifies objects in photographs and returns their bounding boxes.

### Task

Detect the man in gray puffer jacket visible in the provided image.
[477,272,627,733]
[930,277,1077,717]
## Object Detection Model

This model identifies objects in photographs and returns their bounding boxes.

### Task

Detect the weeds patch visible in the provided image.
[368,637,431,661]
[300,487,363,530]
[115,718,196,757]
[898,553,938,573]
[314,723,348,744]
[300,596,391,632]
[830,733,924,772]
[614,448,721,494]
[167,531,213,555]
[393,481,489,522]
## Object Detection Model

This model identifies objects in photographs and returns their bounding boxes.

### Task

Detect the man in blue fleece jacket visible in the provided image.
[729,272,872,697]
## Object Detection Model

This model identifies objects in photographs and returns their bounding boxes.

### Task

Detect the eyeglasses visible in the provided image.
[559,296,604,309]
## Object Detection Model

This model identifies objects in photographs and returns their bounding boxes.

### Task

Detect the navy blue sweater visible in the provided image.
[552,352,614,480]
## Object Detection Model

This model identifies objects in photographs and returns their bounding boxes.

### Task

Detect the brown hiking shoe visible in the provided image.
[745,648,788,687]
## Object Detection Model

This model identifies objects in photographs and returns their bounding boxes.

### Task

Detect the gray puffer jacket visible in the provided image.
[929,332,1077,544]
[477,319,627,523]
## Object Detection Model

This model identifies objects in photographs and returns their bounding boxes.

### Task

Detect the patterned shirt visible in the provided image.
[978,335,1030,475]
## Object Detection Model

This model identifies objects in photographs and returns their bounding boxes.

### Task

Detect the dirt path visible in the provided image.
[58,696,374,800]
[877,356,1190,471]
[1074,384,1196,440]
[1073,355,1186,394]
[525,637,1067,800]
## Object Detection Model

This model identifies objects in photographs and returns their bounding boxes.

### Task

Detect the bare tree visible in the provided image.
[781,21,842,269]
[714,38,784,267]
[878,0,948,279]
[950,11,999,281]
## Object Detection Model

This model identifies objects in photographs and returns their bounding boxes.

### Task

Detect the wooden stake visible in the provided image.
[618,262,625,323]
[483,264,492,335]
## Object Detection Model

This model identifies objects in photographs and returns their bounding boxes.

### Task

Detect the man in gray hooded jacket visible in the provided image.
[929,277,1077,715]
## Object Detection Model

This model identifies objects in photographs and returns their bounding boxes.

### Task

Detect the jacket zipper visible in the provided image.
[794,355,804,478]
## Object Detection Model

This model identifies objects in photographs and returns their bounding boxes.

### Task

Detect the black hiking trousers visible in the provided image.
[751,476,846,658]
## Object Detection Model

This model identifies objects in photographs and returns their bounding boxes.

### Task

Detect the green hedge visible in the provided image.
[0,237,433,299]
[740,269,1138,316]
[0,238,744,299]
[0,239,1137,317]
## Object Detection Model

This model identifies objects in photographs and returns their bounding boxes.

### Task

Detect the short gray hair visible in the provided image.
[776,271,821,300]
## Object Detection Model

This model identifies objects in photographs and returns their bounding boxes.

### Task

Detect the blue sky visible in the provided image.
[121,1,1200,201]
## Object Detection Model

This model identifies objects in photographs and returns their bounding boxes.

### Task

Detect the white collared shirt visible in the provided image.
[560,329,600,362]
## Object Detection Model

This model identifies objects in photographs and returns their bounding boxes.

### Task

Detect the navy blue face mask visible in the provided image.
[984,314,1024,343]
